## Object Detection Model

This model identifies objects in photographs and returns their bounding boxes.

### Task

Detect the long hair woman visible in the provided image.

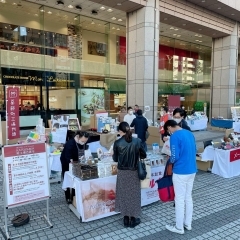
[113,121,146,228]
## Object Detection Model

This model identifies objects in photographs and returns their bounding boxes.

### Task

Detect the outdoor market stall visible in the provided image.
[62,153,165,222]
[212,148,240,178]
[186,118,208,131]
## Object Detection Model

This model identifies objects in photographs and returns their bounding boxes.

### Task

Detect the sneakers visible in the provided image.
[184,224,192,231]
[165,225,184,234]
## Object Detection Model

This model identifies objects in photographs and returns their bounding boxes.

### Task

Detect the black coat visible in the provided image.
[179,119,191,131]
[113,137,146,170]
[130,115,148,142]
[60,138,88,165]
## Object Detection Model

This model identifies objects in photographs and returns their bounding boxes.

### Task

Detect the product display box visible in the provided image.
[196,148,213,171]
[146,126,163,146]
[90,110,107,129]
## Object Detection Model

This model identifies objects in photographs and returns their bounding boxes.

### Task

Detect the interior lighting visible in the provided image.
[40,9,45,12]
[112,27,115,29]
[47,11,52,14]
[68,5,74,8]
[231,13,235,15]
[117,28,120,30]
[107,9,113,12]
[118,19,123,22]
[177,35,181,37]
[91,20,95,24]
[117,3,122,5]
[13,2,17,5]
[217,7,221,9]
[74,17,78,21]
[0,0,6,3]
[100,6,105,10]
[35,14,38,16]
[111,17,116,20]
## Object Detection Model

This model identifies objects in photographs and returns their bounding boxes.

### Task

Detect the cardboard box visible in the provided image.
[225,128,234,137]
[90,110,107,129]
[73,196,76,208]
[196,157,213,171]
[146,126,163,146]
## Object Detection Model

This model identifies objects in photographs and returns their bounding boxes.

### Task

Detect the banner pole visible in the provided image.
[5,86,8,146]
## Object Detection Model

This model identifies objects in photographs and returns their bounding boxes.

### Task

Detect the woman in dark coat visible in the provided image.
[113,122,146,228]
[60,131,89,204]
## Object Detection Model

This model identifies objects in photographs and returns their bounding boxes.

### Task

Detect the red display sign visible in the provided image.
[168,95,180,113]
[6,87,20,140]
[229,149,240,162]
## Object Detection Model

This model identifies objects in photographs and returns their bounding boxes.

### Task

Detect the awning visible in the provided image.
[105,79,126,93]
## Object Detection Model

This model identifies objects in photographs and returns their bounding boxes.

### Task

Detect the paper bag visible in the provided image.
[161,140,171,156]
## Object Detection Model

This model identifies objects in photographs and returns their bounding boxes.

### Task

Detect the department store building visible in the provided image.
[0,0,239,128]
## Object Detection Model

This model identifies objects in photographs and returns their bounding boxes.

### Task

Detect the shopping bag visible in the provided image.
[161,140,171,156]
[155,160,174,202]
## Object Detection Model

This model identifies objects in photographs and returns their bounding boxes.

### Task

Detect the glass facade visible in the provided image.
[0,1,212,128]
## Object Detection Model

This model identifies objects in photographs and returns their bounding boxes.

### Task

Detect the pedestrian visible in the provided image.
[123,107,136,126]
[117,106,127,123]
[130,109,148,152]
[159,106,170,142]
[180,105,187,119]
[113,122,146,228]
[164,120,197,234]
[173,108,191,131]
[60,131,90,204]
[134,104,139,116]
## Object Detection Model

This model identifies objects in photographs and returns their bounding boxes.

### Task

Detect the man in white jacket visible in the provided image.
[124,107,136,126]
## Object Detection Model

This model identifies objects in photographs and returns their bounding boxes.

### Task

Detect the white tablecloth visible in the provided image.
[201,146,215,161]
[212,148,240,178]
[48,153,62,177]
[233,122,240,133]
[187,118,208,131]
[62,165,165,222]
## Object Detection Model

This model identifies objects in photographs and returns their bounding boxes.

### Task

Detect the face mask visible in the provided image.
[173,118,181,124]
[129,110,133,115]
[78,140,85,145]
[182,107,185,110]
[160,111,164,116]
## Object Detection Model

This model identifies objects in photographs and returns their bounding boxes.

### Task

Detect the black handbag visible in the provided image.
[138,159,147,180]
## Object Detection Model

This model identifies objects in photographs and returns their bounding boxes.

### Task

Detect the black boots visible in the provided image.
[129,217,141,228]
[124,216,129,227]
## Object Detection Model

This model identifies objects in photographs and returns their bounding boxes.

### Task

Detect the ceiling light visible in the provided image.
[35,14,38,16]
[56,0,64,6]
[12,2,17,5]
[182,23,186,26]
[100,6,105,10]
[111,17,116,20]
[202,0,205,2]
[231,13,235,15]
[0,0,6,3]
[118,19,122,22]
[74,17,78,21]
[117,28,120,31]
[177,35,181,37]
[91,20,95,25]
[117,3,122,5]
[47,11,52,14]
[174,28,178,31]
[91,10,98,15]
[217,7,221,9]
[107,9,113,12]
[112,27,115,30]
[68,4,74,8]
[40,9,45,12]
[173,34,177,36]
[75,5,82,10]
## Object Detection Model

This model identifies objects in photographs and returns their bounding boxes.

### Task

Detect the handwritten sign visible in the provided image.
[3,143,50,207]
[6,87,20,140]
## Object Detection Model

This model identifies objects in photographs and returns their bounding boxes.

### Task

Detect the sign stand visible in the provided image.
[2,143,53,240]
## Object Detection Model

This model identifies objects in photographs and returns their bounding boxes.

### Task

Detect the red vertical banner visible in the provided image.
[6,86,20,140]
[168,95,180,113]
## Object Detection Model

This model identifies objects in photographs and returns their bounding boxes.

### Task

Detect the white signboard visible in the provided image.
[3,143,50,207]
[51,115,69,143]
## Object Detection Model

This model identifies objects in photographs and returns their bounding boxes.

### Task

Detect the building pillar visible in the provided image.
[126,0,159,121]
[211,23,239,119]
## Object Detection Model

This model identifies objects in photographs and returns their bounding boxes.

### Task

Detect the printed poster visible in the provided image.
[3,143,50,207]
[51,115,69,143]
[6,86,20,140]
[168,95,180,113]
[141,165,165,206]
[78,176,117,222]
